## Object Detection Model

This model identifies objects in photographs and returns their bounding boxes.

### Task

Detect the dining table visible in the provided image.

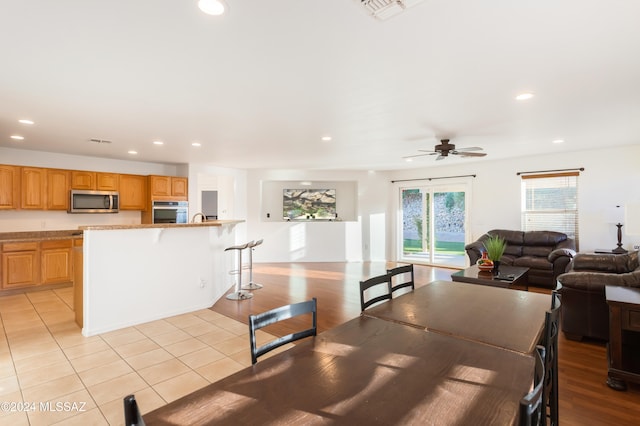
[144,315,536,425]
[363,280,551,354]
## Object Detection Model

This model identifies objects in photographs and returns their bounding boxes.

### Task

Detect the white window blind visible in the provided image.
[521,172,579,246]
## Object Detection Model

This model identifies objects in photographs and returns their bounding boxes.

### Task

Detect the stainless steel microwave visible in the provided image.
[69,190,119,213]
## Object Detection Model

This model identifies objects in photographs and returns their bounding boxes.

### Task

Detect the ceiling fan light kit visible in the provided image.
[404,139,487,161]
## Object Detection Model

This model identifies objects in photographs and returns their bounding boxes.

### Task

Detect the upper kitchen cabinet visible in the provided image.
[149,175,188,200]
[119,174,147,210]
[46,168,70,211]
[71,171,119,191]
[0,165,20,210]
[21,167,46,210]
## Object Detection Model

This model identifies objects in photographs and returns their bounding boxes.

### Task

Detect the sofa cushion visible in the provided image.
[523,231,567,246]
[572,252,636,273]
[514,256,553,270]
[522,246,553,258]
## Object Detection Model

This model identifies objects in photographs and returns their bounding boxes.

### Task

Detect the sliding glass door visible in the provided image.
[399,183,469,267]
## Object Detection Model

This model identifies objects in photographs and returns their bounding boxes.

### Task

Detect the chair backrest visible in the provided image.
[387,264,415,295]
[123,394,146,426]
[542,293,561,426]
[359,274,392,312]
[519,346,546,426]
[249,298,317,364]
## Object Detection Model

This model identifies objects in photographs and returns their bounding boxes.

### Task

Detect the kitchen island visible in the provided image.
[78,220,244,336]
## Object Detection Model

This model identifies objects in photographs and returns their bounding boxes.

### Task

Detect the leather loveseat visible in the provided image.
[557,251,640,341]
[465,229,576,289]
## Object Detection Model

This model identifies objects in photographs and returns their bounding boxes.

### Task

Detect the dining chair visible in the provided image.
[123,394,146,426]
[519,345,546,426]
[359,273,392,312]
[542,292,561,426]
[249,297,317,365]
[387,264,415,296]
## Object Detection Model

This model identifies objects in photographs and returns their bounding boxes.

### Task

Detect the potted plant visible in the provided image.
[483,234,506,272]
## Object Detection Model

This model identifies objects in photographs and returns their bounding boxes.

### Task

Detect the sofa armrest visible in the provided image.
[558,270,640,291]
[465,240,486,264]
[549,248,576,263]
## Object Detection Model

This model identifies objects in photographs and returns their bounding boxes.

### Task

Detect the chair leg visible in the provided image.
[242,245,263,290]
[226,248,253,300]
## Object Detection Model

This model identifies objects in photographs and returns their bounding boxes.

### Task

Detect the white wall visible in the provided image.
[187,163,248,245]
[0,147,181,232]
[387,144,640,254]
[245,169,391,262]
[83,225,237,336]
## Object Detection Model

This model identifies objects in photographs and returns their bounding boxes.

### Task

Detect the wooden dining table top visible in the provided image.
[364,280,551,354]
[144,315,535,425]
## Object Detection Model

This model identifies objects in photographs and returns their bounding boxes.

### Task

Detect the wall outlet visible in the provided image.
[199,278,206,288]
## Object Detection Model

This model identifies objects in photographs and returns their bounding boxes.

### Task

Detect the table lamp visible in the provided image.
[609,205,627,254]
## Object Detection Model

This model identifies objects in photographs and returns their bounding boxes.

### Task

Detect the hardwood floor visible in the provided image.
[211,262,640,426]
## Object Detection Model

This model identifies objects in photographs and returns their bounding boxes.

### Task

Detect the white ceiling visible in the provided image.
[1,0,639,171]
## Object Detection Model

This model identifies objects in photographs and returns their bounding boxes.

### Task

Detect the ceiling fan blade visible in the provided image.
[402,153,432,159]
[435,155,445,161]
[456,151,487,157]
[455,146,483,152]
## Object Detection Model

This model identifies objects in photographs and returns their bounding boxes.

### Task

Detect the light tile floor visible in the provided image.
[0,287,277,425]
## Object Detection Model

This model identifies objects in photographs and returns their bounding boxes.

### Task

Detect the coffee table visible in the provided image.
[451,264,530,290]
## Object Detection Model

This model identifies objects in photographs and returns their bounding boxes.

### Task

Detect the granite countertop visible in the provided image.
[79,219,244,231]
[0,230,84,243]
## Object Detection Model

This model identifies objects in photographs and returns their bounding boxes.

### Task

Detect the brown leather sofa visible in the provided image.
[465,229,576,289]
[557,251,640,341]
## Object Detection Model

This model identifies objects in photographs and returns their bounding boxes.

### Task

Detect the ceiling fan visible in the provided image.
[404,139,487,161]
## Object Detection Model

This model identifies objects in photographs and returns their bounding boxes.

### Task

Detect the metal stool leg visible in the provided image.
[225,243,253,301]
[242,239,263,290]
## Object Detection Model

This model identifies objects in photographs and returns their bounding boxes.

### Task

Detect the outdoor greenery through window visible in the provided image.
[401,186,467,267]
[521,172,579,247]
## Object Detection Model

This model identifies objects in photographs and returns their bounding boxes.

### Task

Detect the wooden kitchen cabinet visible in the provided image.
[96,173,119,191]
[149,175,188,199]
[71,171,119,191]
[21,167,46,210]
[41,239,72,285]
[171,177,188,198]
[119,174,147,210]
[2,242,40,290]
[0,165,20,209]
[71,171,95,190]
[46,168,70,210]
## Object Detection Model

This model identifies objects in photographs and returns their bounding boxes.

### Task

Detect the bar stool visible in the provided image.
[224,242,253,300]
[242,239,263,290]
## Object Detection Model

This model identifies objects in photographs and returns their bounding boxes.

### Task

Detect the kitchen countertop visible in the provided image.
[0,230,84,243]
[79,219,244,231]
[0,220,244,242]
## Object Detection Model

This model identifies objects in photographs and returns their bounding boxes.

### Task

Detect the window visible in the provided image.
[521,172,579,247]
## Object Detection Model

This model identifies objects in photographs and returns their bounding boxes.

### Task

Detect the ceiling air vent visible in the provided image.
[359,0,424,20]
[89,138,112,144]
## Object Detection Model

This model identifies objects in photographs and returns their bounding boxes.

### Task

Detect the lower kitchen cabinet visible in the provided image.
[1,242,40,290]
[41,239,72,285]
[1,239,75,291]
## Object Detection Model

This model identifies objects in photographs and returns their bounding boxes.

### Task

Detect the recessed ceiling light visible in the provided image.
[153,140,164,145]
[192,142,201,147]
[552,139,564,144]
[405,158,413,162]
[515,92,534,101]
[300,181,312,186]
[321,136,332,142]
[128,150,138,155]
[198,0,226,16]
[18,119,34,125]
[10,135,24,140]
